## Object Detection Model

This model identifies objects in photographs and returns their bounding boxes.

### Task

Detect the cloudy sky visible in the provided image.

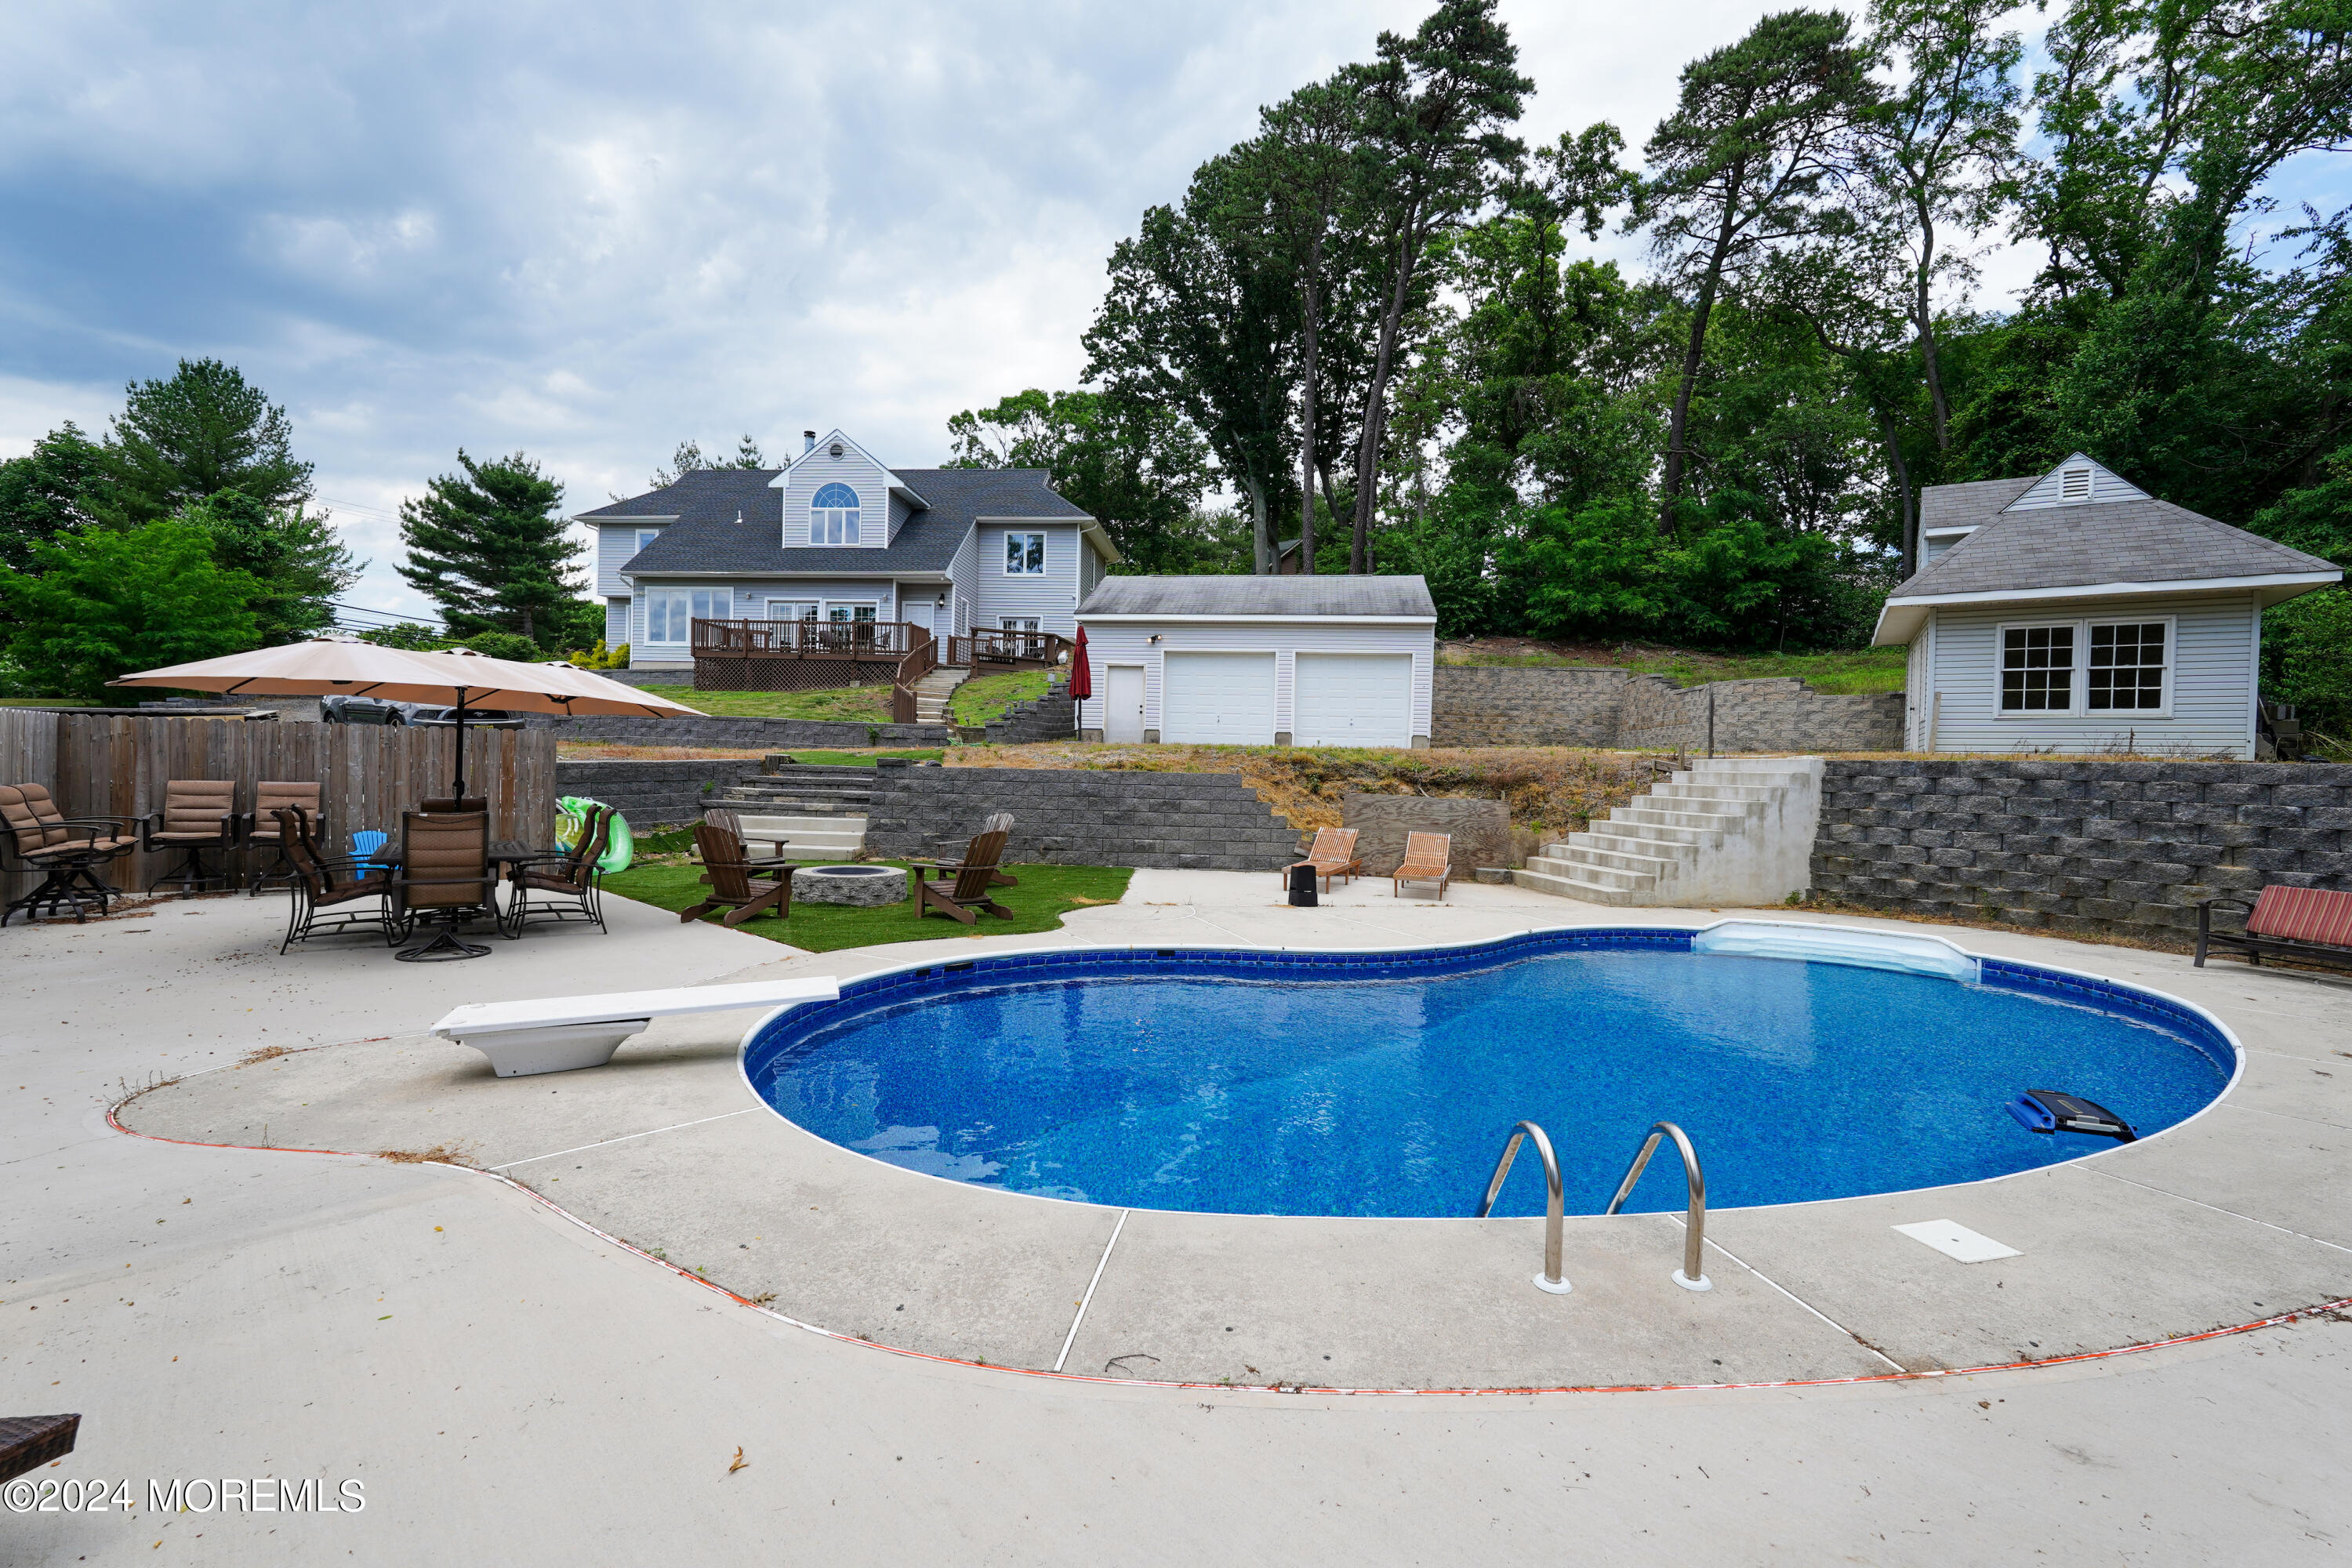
[0,1,2334,623]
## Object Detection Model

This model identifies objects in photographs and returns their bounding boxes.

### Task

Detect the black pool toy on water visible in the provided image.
[2006,1089,2137,1142]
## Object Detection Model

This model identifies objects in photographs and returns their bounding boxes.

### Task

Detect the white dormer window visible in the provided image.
[812,483,860,545]
[2060,467,2092,502]
[634,528,659,557]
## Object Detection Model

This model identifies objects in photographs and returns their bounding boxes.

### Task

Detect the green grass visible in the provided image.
[601,860,1134,953]
[949,670,1051,728]
[773,748,947,767]
[1443,645,1909,694]
[633,684,892,721]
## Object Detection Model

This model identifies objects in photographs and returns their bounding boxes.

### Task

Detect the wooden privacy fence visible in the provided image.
[0,713,558,902]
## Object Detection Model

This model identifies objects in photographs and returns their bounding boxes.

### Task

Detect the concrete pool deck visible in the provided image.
[105,870,2352,1393]
[10,871,2351,1563]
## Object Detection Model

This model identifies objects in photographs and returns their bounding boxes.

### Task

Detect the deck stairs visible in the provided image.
[1515,757,1824,907]
[702,761,877,860]
[910,665,971,726]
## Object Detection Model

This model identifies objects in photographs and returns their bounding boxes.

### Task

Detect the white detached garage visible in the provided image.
[1076,576,1437,749]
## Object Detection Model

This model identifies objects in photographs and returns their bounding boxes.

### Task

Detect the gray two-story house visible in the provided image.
[579,429,1119,671]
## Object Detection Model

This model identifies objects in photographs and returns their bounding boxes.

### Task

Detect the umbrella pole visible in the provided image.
[452,685,468,799]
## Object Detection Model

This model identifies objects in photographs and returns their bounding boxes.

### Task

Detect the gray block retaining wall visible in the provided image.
[1808,758,2352,941]
[1432,666,1902,753]
[865,766,1306,870]
[531,714,955,749]
[555,758,768,826]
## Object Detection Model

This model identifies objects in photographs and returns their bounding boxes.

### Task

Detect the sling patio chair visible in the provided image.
[240,780,324,895]
[1280,826,1362,894]
[275,805,401,952]
[1392,831,1454,902]
[913,826,1014,925]
[388,809,501,962]
[0,782,140,926]
[419,795,488,817]
[140,779,239,897]
[2195,885,2352,975]
[501,804,615,938]
[679,817,795,927]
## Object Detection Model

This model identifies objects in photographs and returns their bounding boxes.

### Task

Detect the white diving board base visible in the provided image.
[430,978,840,1077]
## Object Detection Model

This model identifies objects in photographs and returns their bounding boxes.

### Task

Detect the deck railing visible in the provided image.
[691,618,929,659]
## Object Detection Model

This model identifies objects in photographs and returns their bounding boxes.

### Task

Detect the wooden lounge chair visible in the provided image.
[0,782,138,925]
[389,810,500,961]
[913,827,1014,924]
[276,805,401,952]
[679,818,794,927]
[1281,826,1362,893]
[501,804,614,937]
[241,780,324,895]
[2196,886,2352,974]
[1392,831,1453,902]
[140,779,238,896]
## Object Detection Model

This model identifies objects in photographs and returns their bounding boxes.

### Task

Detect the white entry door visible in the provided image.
[1293,653,1414,747]
[906,600,935,638]
[1160,652,1276,745]
[1104,665,1145,743]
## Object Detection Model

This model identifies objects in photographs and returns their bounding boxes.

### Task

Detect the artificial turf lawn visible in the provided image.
[600,859,1134,952]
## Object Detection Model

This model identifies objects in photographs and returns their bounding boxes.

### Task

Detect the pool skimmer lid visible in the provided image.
[1893,1220,2021,1264]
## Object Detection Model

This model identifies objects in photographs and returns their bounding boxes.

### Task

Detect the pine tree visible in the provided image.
[104,358,314,524]
[395,451,583,644]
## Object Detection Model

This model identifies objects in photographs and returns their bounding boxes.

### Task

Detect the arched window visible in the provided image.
[811,483,861,544]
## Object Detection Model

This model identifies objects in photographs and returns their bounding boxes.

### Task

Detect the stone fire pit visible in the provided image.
[792,864,908,907]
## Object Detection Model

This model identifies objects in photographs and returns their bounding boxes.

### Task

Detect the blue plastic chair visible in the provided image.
[350,829,389,870]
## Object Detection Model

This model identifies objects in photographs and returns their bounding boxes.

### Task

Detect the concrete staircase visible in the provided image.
[1515,757,1824,907]
[703,760,879,860]
[910,666,971,726]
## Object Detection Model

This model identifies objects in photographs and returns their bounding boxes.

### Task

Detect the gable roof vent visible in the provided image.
[2060,466,2092,502]
[829,441,844,459]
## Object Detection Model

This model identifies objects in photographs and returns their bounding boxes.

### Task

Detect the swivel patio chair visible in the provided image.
[678,818,794,927]
[241,781,324,895]
[140,779,238,897]
[501,804,614,938]
[0,782,139,926]
[275,806,401,952]
[388,810,500,962]
[913,826,1014,925]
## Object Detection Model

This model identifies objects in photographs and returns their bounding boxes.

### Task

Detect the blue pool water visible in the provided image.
[743,937,2234,1218]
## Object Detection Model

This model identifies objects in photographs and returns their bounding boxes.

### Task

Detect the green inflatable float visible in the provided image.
[556,796,633,874]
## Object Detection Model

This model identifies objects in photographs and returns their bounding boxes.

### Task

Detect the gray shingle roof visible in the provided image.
[579,466,1089,577]
[1920,477,2034,532]
[1889,496,2336,600]
[1080,575,1436,618]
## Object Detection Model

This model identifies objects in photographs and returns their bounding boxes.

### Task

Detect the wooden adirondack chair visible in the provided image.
[913,828,1013,924]
[680,818,793,927]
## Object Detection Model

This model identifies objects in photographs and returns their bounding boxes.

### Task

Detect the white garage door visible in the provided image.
[1161,652,1276,745]
[1294,653,1414,747]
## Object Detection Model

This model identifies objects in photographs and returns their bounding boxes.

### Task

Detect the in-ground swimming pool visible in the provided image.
[741,929,2236,1219]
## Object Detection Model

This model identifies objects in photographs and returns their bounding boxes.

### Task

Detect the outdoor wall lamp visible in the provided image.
[1147,633,1163,644]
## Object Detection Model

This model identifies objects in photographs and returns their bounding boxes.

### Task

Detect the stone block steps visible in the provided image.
[911,666,971,726]
[1515,757,1822,907]
[709,762,877,818]
[707,811,868,861]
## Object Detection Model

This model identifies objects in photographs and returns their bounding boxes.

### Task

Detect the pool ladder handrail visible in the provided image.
[1603,1121,1713,1292]
[1474,1120,1571,1294]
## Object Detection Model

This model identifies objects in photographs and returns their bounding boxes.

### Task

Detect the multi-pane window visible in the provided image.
[2088,622,2167,710]
[646,588,730,643]
[811,483,860,544]
[1004,532,1046,574]
[2000,626,2074,711]
[826,603,877,623]
[1000,617,1040,633]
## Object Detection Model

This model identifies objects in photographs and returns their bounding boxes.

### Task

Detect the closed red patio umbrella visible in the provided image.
[1065,625,1092,740]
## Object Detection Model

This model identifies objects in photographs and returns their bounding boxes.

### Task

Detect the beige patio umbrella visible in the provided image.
[111,640,704,798]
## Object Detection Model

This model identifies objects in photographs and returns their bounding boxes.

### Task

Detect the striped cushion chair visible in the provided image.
[140,779,239,897]
[0,782,139,925]
[2196,885,2352,973]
